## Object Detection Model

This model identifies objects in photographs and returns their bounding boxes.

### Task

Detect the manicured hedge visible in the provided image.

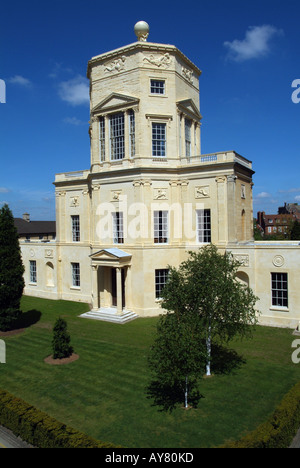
[221,381,300,448]
[0,388,121,448]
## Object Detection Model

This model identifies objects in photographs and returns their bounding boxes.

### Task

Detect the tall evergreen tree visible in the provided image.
[0,204,25,331]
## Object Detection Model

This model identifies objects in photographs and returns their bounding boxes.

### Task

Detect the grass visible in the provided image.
[0,295,299,448]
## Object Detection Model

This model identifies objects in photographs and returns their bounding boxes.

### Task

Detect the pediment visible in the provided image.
[90,248,132,266]
[92,93,139,115]
[177,99,202,121]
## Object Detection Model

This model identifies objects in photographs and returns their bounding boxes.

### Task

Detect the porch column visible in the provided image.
[116,267,123,315]
[92,265,99,309]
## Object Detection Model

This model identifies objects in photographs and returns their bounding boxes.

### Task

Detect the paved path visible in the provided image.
[0,426,33,449]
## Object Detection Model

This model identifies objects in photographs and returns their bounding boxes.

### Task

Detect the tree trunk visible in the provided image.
[185,376,188,408]
[206,320,211,376]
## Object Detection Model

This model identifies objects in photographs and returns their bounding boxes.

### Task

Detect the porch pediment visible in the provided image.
[177,99,202,121]
[90,248,132,266]
[92,93,140,115]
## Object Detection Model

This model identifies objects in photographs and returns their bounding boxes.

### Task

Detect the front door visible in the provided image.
[111,268,125,308]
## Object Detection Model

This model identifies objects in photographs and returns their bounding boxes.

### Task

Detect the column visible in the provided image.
[92,265,99,309]
[116,267,123,315]
[227,175,237,244]
[216,176,227,245]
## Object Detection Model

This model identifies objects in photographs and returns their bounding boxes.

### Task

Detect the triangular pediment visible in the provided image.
[90,248,132,265]
[177,99,202,121]
[92,93,139,115]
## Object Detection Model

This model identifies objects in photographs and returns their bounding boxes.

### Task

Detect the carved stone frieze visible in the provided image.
[104,55,126,73]
[195,186,210,199]
[143,53,171,68]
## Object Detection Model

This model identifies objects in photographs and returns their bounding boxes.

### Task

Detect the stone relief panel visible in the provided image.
[70,197,79,207]
[195,186,210,199]
[182,67,193,84]
[111,190,122,201]
[143,53,171,68]
[233,254,250,267]
[154,188,168,200]
[104,56,126,73]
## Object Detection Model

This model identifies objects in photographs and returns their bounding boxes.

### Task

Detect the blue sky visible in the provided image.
[1,0,299,220]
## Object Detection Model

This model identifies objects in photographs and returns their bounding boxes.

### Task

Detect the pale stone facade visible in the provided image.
[20,23,300,327]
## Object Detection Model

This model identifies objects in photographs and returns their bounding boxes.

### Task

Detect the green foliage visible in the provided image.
[221,381,300,448]
[291,220,300,240]
[0,204,25,331]
[52,317,73,359]
[160,245,259,371]
[0,388,120,448]
[148,309,206,410]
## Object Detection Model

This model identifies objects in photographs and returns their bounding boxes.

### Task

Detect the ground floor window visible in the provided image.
[271,272,288,307]
[29,260,37,283]
[155,269,169,299]
[71,262,80,288]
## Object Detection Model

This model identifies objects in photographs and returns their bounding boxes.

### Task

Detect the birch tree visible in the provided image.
[160,245,258,377]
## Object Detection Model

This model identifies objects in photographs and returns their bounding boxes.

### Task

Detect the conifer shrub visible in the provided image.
[52,317,73,359]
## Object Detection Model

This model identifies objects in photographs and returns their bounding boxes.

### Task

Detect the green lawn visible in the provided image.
[0,296,299,448]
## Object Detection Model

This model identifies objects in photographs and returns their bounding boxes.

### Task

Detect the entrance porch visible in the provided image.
[80,248,138,324]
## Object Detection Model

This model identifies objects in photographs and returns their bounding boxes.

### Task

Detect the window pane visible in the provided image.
[150,80,165,94]
[129,110,135,157]
[271,273,288,307]
[154,211,168,243]
[112,212,124,244]
[30,260,37,283]
[71,215,80,242]
[110,113,125,160]
[197,209,211,243]
[185,118,192,157]
[72,263,80,287]
[155,269,169,298]
[99,116,105,161]
[152,123,166,157]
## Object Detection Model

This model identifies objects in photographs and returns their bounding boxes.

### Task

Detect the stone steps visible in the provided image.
[79,308,138,324]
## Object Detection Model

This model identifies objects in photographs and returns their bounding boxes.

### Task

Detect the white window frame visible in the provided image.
[152,123,166,157]
[29,260,37,284]
[71,215,80,242]
[150,79,165,95]
[129,110,135,157]
[112,212,124,244]
[271,272,288,308]
[154,210,168,244]
[110,112,125,160]
[155,269,169,299]
[99,116,105,162]
[196,209,211,243]
[185,118,192,157]
[71,262,80,288]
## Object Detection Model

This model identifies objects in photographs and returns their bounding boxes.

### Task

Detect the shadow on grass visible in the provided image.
[210,343,246,375]
[146,380,204,413]
[12,309,42,331]
[146,344,246,413]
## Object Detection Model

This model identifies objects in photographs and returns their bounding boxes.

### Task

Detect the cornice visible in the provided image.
[87,42,201,78]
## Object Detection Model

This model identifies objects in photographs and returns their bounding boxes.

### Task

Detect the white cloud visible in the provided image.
[58,75,89,106]
[0,187,10,193]
[256,191,272,199]
[63,116,87,126]
[224,25,283,62]
[295,196,300,202]
[9,75,32,87]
